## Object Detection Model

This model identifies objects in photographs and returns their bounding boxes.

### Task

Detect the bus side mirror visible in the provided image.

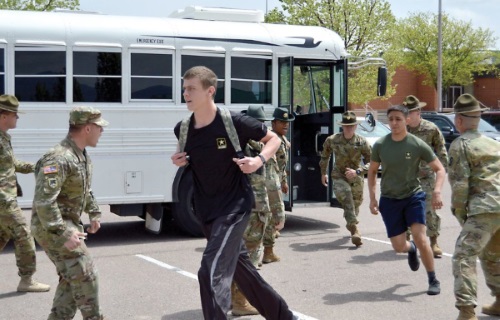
[377,66,387,97]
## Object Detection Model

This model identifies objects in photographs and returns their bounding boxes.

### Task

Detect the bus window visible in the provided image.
[73,51,121,102]
[231,56,272,104]
[293,65,331,115]
[15,50,66,102]
[0,48,4,95]
[181,54,225,104]
[130,52,173,100]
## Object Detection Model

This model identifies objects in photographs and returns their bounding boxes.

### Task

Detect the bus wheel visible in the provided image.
[172,168,203,237]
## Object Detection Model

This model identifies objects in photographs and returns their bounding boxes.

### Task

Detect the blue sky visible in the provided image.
[78,0,500,49]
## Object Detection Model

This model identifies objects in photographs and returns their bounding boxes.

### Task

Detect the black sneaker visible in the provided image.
[408,240,420,271]
[427,279,441,295]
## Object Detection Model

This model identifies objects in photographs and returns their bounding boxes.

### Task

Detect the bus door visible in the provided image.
[279,58,346,210]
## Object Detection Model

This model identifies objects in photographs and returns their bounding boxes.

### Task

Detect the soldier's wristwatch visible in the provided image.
[355,169,362,175]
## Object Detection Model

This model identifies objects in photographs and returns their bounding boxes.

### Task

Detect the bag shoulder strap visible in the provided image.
[178,116,191,153]
[178,108,242,154]
[218,107,242,153]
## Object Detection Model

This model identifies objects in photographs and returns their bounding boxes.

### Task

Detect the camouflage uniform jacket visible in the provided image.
[275,133,290,185]
[0,130,34,205]
[31,136,101,243]
[319,133,371,180]
[448,129,500,216]
[408,118,448,177]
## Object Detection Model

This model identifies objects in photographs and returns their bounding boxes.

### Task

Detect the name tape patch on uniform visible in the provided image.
[43,165,58,174]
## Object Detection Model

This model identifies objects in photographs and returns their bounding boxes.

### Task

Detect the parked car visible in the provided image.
[355,115,391,147]
[355,114,390,171]
[481,110,500,131]
[421,112,500,150]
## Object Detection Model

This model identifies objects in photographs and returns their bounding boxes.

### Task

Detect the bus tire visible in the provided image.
[172,168,203,237]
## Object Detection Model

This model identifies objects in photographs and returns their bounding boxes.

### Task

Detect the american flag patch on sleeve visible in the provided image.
[43,165,58,174]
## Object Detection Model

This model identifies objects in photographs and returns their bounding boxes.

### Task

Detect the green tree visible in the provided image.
[0,0,79,11]
[395,12,497,94]
[266,0,397,105]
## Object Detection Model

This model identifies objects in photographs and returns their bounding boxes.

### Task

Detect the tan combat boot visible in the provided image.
[17,276,50,292]
[430,236,443,258]
[482,295,500,316]
[457,306,477,320]
[231,283,259,316]
[262,246,280,264]
[347,225,363,247]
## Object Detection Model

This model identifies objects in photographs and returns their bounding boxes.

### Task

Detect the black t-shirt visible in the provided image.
[174,110,267,223]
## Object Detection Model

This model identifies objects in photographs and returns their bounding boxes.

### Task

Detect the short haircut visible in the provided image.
[387,105,409,117]
[183,66,217,90]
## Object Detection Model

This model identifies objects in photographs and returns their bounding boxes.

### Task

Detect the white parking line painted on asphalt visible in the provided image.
[135,254,198,280]
[135,254,319,320]
[361,236,453,257]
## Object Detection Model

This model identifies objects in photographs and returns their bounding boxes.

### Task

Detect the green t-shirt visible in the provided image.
[372,133,436,199]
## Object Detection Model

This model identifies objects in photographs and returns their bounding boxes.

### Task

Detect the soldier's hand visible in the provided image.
[369,200,379,215]
[321,175,328,186]
[431,191,443,210]
[64,231,86,251]
[345,167,357,180]
[171,152,189,167]
[281,182,289,194]
[275,220,285,231]
[233,156,261,174]
[87,220,101,234]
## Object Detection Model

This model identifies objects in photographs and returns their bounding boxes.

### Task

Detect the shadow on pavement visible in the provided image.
[348,249,407,265]
[323,283,425,305]
[289,237,351,252]
[280,214,339,237]
[0,291,27,300]
[162,309,203,319]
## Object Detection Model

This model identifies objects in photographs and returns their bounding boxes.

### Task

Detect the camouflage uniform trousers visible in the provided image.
[332,177,363,228]
[0,200,37,277]
[243,172,271,267]
[452,213,500,308]
[263,165,285,248]
[420,174,441,237]
[32,220,103,320]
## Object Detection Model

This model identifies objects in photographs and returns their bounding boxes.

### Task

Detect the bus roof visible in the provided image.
[0,9,347,59]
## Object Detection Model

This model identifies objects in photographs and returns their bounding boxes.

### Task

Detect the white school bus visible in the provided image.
[0,6,386,236]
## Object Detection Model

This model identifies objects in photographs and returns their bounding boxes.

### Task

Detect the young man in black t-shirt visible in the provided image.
[172,66,295,320]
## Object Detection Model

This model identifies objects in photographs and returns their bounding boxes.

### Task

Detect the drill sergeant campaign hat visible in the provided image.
[241,105,273,121]
[402,95,427,111]
[0,94,24,114]
[337,111,358,126]
[272,107,295,122]
[69,106,109,127]
[452,93,489,114]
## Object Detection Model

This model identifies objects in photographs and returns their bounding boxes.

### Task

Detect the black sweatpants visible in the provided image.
[198,211,294,320]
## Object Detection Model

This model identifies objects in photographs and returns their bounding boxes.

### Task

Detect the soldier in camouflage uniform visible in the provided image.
[447,94,500,320]
[319,111,371,247]
[31,106,108,320]
[0,94,50,293]
[231,105,272,317]
[405,95,449,258]
[263,107,294,263]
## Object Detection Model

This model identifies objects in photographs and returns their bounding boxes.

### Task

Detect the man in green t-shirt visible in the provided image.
[367,105,446,296]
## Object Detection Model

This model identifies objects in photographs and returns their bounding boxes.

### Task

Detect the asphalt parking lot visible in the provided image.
[0,180,497,320]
